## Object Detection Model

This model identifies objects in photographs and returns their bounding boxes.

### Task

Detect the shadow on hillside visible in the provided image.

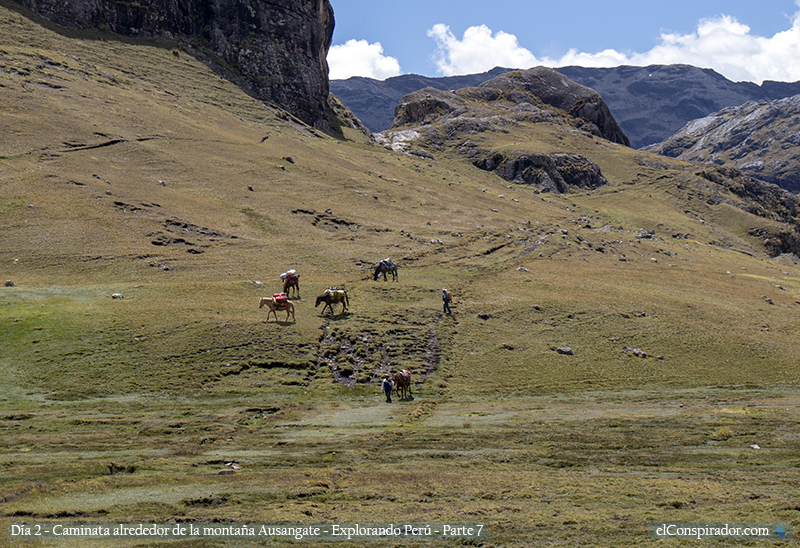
[319,313,352,322]
[1,0,176,49]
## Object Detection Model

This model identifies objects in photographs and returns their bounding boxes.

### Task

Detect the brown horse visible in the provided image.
[393,370,412,400]
[315,289,349,315]
[282,274,300,298]
[258,296,296,322]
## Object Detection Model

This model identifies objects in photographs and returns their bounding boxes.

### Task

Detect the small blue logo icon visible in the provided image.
[774,525,786,539]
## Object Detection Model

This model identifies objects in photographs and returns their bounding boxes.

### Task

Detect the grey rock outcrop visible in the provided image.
[375,68,614,194]
[688,165,800,257]
[12,0,335,130]
[390,67,628,146]
[473,151,608,193]
[475,68,629,146]
[645,95,800,193]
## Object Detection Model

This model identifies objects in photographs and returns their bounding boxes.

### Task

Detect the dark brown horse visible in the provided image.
[315,289,349,315]
[393,370,412,400]
[282,274,300,298]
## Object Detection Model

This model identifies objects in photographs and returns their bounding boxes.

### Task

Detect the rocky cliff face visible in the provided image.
[13,0,334,130]
[645,95,800,193]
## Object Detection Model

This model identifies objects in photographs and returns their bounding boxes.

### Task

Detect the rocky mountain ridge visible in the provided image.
[644,94,800,193]
[332,64,800,149]
[10,0,335,130]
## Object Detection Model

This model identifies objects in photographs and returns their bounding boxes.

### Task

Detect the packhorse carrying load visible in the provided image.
[373,257,398,282]
[316,287,349,316]
[259,294,296,322]
[280,269,300,297]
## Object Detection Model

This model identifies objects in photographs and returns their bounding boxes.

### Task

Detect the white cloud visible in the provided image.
[426,6,800,83]
[427,23,539,76]
[327,39,401,80]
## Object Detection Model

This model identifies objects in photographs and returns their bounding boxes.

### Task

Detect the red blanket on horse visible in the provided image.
[273,292,288,305]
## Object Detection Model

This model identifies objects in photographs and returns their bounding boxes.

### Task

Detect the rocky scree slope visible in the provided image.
[645,95,800,193]
[11,0,335,130]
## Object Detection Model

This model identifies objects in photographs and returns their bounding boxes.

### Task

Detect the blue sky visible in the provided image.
[328,0,800,83]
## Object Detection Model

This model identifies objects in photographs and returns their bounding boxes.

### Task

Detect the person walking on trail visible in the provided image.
[382,375,394,403]
[442,288,452,314]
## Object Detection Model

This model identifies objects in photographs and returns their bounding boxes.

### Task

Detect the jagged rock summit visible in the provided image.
[388,67,628,147]
[645,95,800,193]
[376,67,627,194]
[477,67,630,146]
[12,0,334,130]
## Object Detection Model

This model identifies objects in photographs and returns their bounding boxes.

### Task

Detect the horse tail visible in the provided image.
[373,266,379,281]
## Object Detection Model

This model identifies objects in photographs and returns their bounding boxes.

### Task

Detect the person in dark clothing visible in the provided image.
[442,288,452,314]
[382,375,394,403]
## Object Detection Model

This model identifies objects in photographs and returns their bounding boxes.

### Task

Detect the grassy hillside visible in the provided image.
[2,3,800,546]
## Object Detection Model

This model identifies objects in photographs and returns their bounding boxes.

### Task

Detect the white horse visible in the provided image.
[259,297,296,322]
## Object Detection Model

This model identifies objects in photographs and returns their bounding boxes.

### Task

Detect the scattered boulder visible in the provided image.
[556,347,574,355]
[4,280,16,287]
[636,229,656,239]
[622,346,648,358]
[111,293,124,299]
